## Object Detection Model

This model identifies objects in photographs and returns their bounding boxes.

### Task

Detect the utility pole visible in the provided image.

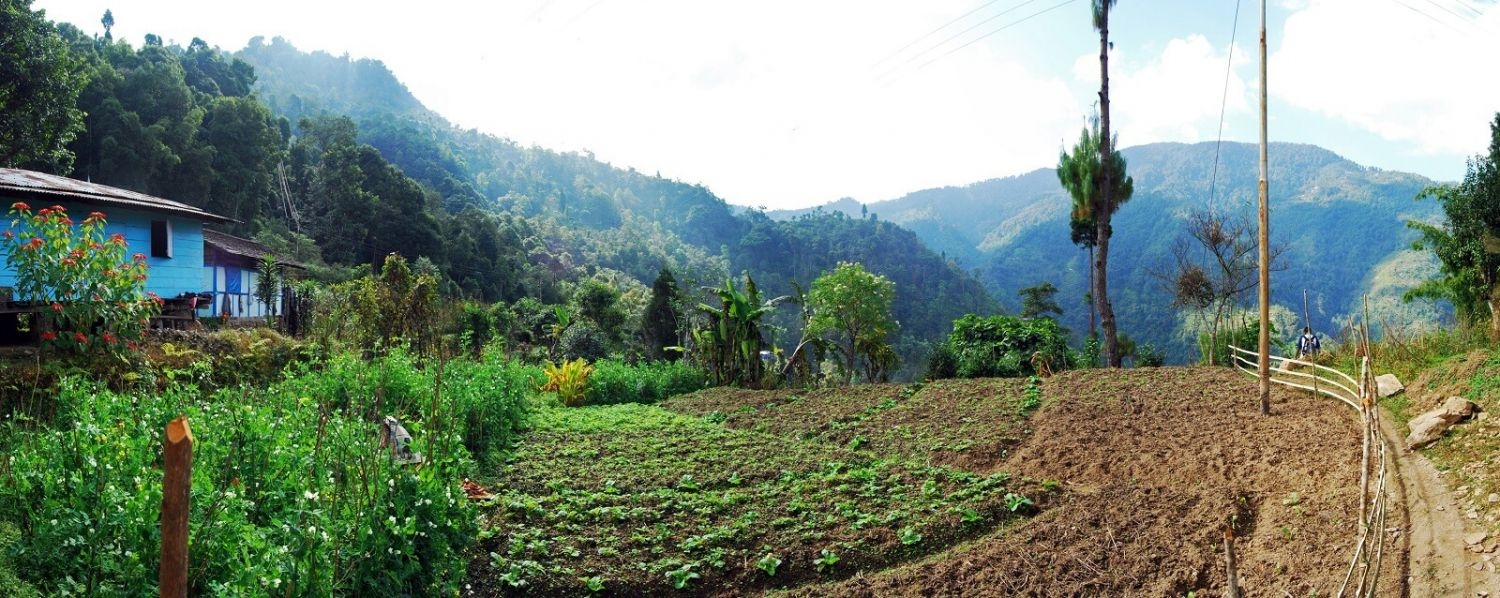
[1257,0,1272,415]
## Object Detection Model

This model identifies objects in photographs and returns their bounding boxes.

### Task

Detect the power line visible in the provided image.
[878,0,1047,81]
[875,0,1010,68]
[1388,0,1466,33]
[1208,0,1244,214]
[912,0,1081,72]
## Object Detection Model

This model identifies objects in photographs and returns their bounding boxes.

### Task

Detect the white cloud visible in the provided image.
[1271,0,1500,157]
[1074,35,1251,145]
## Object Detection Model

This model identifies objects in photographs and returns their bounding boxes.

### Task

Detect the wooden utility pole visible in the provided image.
[1257,0,1272,415]
[161,417,193,598]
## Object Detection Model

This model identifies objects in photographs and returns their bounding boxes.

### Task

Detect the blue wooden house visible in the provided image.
[0,168,233,339]
[202,229,305,321]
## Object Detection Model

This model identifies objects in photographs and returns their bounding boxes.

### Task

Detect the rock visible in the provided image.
[1465,531,1488,546]
[1467,510,1479,520]
[1490,493,1499,504]
[1471,561,1484,571]
[1406,397,1479,449]
[1376,374,1405,397]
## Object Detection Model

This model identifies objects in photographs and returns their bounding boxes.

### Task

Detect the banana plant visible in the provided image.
[693,273,787,387]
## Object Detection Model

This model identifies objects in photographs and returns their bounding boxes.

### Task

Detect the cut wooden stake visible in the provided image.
[161,416,193,598]
[1225,529,1241,598]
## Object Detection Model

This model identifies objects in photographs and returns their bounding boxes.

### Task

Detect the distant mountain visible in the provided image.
[775,142,1446,361]
[236,38,997,375]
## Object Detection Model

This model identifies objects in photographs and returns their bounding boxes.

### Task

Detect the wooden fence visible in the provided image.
[1228,345,1390,597]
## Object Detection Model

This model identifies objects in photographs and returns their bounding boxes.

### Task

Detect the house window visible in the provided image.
[151,220,173,258]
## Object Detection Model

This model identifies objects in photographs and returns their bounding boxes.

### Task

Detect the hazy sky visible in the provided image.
[34,0,1500,210]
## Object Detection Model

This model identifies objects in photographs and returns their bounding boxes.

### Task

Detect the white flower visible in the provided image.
[304,490,318,501]
[388,478,395,488]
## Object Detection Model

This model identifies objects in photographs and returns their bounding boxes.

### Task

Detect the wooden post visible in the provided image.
[1256,0,1272,415]
[161,416,192,598]
[1224,529,1241,598]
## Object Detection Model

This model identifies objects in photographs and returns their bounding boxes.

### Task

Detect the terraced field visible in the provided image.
[466,367,1397,596]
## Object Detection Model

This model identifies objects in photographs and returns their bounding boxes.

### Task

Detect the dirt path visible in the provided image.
[1379,408,1493,596]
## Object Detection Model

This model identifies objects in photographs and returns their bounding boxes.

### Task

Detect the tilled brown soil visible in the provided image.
[782,367,1404,597]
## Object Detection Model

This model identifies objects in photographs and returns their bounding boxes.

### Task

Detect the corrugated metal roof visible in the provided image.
[203,229,306,269]
[0,168,234,223]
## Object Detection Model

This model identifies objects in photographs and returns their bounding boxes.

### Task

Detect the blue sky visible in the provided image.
[35,0,1500,209]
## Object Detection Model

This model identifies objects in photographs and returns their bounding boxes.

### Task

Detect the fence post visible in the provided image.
[161,416,192,598]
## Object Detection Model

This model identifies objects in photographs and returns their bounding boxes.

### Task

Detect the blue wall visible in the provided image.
[1,197,209,300]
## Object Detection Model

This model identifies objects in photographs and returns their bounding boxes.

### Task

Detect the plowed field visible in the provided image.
[667,367,1401,596]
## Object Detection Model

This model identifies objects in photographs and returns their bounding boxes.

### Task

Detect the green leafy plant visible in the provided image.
[899,527,923,546]
[755,553,782,577]
[542,358,594,407]
[1,203,158,357]
[666,564,699,589]
[814,548,840,573]
[1004,492,1035,512]
[1021,376,1044,411]
[584,575,605,592]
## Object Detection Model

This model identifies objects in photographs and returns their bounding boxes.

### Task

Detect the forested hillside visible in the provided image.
[13,19,994,374]
[773,142,1447,361]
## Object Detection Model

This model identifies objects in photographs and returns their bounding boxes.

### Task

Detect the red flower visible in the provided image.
[74,332,88,344]
[61,258,76,268]
[104,268,116,277]
[60,217,73,226]
[89,212,107,220]
[49,205,65,213]
[9,202,30,212]
[102,332,116,345]
[133,253,146,262]
[109,233,126,244]
[26,238,43,249]
[51,302,62,313]
[36,208,50,217]
[40,331,56,342]
[127,341,138,351]
[1,230,12,239]
[135,274,147,282]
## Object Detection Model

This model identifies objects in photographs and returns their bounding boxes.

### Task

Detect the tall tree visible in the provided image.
[1408,113,1500,339]
[1019,281,1063,320]
[1093,0,1125,366]
[807,262,898,386]
[642,267,682,361]
[1058,116,1132,365]
[0,0,88,170]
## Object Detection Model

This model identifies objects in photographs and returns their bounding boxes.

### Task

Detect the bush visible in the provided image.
[930,314,1071,379]
[558,321,608,361]
[584,360,709,406]
[924,342,959,380]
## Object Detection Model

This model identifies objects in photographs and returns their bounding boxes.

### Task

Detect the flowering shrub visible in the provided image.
[2,202,157,356]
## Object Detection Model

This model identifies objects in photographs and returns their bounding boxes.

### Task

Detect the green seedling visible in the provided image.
[756,553,782,576]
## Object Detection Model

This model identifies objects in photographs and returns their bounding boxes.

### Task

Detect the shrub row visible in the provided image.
[584,360,708,406]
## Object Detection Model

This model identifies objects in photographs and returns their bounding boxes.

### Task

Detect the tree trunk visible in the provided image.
[1087,246,1097,338]
[1097,4,1121,367]
[1490,293,1500,341]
